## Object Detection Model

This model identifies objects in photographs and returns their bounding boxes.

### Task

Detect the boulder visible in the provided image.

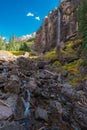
[50,101,63,114]
[5,75,21,94]
[61,83,76,100]
[73,102,87,128]
[0,100,13,120]
[27,78,37,92]
[35,107,48,121]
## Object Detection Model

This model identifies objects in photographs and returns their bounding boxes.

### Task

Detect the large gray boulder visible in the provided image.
[35,107,48,121]
[0,100,13,120]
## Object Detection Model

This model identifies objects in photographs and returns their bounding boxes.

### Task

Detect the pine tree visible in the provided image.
[78,0,87,61]
[8,33,16,51]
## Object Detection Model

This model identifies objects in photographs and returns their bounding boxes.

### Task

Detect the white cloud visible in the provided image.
[35,16,40,21]
[45,16,48,18]
[26,12,40,21]
[26,12,34,17]
[2,37,6,40]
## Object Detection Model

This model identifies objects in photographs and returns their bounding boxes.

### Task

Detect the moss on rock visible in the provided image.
[44,49,58,60]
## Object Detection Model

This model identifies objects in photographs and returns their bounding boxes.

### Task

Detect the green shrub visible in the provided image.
[44,49,58,60]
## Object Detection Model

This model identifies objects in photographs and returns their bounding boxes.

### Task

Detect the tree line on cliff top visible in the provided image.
[0,34,35,52]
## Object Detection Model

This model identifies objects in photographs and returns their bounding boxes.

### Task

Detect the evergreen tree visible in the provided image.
[20,42,30,51]
[8,33,16,50]
[0,37,7,50]
[78,0,87,59]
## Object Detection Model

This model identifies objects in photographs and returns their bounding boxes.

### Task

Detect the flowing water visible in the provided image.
[23,80,27,90]
[2,67,8,75]
[22,97,30,117]
[22,80,31,117]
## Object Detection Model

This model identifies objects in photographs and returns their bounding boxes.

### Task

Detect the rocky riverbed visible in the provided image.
[0,51,87,130]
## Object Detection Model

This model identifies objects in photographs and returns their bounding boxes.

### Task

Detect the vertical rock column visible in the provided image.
[56,9,61,48]
[41,18,48,52]
[35,8,58,53]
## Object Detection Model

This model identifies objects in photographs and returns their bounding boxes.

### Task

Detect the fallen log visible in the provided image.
[0,99,10,107]
[44,69,57,76]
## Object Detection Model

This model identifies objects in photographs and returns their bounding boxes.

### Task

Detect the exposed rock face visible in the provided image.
[0,51,87,129]
[60,0,80,43]
[34,0,80,53]
[0,101,13,120]
[34,9,58,53]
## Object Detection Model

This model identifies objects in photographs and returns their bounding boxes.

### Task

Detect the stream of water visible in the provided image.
[22,80,31,117]
[2,67,8,75]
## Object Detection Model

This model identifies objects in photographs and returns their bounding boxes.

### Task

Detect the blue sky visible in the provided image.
[0,0,60,40]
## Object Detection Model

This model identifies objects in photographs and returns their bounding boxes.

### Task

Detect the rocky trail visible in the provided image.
[0,52,87,130]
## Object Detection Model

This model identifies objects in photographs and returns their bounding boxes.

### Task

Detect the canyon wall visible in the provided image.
[34,8,58,53]
[34,0,80,53]
[59,0,80,44]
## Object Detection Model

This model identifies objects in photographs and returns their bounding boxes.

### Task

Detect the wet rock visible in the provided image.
[61,83,76,100]
[14,96,25,120]
[50,101,63,114]
[5,75,21,94]
[27,78,37,92]
[35,107,48,121]
[5,94,17,112]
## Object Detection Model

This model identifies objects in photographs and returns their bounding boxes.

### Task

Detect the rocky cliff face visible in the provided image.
[34,8,58,53]
[34,0,80,53]
[59,0,80,43]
